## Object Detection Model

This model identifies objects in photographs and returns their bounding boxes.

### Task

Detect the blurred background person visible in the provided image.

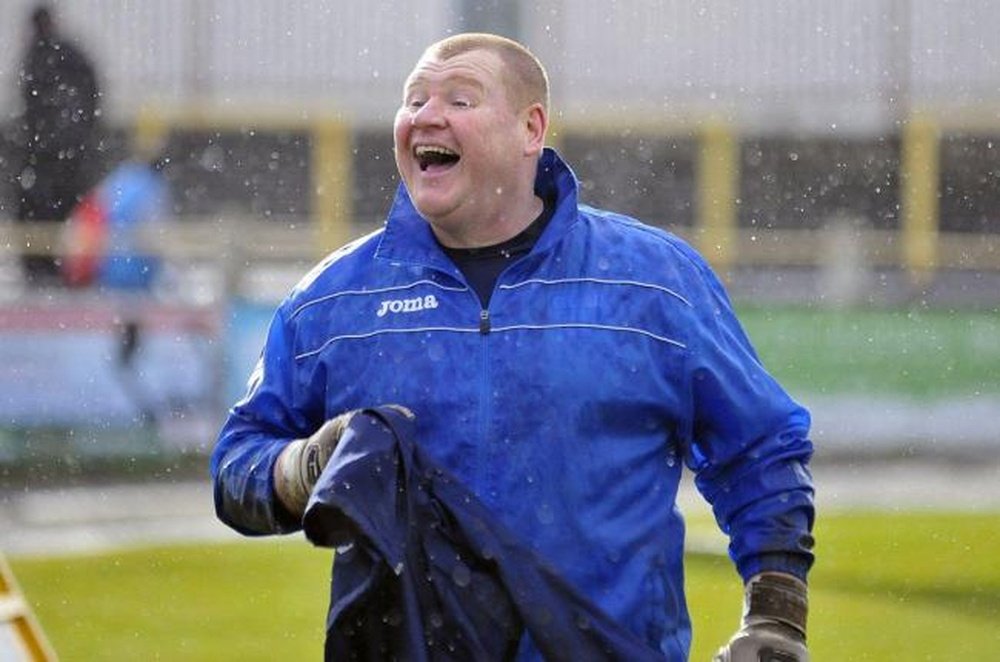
[61,139,170,292]
[15,3,102,286]
[61,135,172,425]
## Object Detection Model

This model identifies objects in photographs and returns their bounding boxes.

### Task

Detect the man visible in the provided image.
[211,33,815,661]
[16,4,101,285]
[62,147,170,290]
[62,142,172,424]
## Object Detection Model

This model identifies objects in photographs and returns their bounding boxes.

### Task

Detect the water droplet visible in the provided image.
[535,503,555,525]
[451,563,472,587]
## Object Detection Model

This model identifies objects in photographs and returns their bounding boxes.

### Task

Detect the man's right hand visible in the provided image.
[273,405,414,516]
[273,410,357,516]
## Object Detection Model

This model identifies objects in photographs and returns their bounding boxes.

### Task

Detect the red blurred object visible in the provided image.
[61,191,107,287]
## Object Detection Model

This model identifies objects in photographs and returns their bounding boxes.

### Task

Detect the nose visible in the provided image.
[410,97,446,128]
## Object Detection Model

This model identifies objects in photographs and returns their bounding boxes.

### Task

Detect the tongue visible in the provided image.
[422,157,458,173]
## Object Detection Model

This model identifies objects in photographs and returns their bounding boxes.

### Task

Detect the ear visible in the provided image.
[522,103,547,157]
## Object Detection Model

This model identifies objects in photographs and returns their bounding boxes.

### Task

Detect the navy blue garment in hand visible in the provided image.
[303,406,664,662]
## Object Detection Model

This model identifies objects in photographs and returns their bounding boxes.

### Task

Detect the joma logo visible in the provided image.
[376,294,439,317]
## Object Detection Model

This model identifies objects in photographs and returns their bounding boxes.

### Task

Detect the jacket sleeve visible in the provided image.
[210,304,318,536]
[676,247,815,582]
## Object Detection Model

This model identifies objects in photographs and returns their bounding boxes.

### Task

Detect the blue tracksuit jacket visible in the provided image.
[211,148,815,659]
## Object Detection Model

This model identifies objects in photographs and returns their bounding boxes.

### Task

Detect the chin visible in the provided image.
[416,206,462,235]
[417,209,456,229]
[410,193,454,221]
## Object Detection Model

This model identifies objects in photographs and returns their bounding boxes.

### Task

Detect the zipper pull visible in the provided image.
[479,309,491,334]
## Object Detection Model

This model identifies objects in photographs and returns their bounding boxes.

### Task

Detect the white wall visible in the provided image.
[0,0,450,124]
[1,0,999,132]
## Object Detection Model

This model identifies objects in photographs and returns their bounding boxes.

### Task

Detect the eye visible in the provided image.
[403,91,427,109]
[452,98,471,108]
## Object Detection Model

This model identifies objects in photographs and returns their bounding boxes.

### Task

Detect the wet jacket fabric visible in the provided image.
[303,406,663,661]
[211,148,815,659]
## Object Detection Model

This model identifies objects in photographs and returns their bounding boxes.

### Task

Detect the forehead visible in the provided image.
[404,48,505,91]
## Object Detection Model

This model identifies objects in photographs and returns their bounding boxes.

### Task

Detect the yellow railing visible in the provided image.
[133,105,353,257]
[696,120,739,274]
[4,107,998,280]
[901,115,940,285]
[549,110,992,280]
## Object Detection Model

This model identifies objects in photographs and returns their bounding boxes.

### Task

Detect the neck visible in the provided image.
[432,193,544,249]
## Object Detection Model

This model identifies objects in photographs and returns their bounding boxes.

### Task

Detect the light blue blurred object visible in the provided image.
[96,160,169,290]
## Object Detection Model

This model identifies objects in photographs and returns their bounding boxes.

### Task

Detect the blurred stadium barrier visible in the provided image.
[4,107,1000,277]
[2,0,1000,471]
[2,104,999,471]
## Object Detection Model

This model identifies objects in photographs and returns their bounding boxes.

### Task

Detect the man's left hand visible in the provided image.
[713,572,809,662]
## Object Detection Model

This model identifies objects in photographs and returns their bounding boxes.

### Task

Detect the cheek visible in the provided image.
[392,114,410,150]
[392,129,410,176]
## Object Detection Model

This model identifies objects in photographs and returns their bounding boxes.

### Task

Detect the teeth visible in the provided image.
[414,145,457,157]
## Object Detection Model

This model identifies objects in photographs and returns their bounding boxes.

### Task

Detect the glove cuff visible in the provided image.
[743,572,808,641]
[273,411,359,518]
[274,438,311,517]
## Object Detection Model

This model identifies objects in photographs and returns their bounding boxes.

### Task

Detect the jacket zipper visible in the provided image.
[475,306,492,496]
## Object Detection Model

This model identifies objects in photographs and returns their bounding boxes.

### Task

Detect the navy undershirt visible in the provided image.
[441,196,553,308]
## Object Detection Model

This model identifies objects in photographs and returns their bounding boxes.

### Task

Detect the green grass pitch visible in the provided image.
[5,306,999,657]
[737,305,1000,399]
[9,510,1000,660]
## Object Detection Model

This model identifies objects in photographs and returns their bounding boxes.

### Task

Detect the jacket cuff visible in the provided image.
[739,552,812,584]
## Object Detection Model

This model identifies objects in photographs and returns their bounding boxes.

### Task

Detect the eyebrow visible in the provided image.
[404,72,488,97]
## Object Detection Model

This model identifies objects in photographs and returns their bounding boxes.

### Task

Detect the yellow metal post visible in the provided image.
[697,121,738,275]
[133,107,168,157]
[901,115,940,285]
[312,120,352,254]
[0,553,58,661]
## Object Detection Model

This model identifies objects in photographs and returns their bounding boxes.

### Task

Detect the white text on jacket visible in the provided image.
[376,294,440,317]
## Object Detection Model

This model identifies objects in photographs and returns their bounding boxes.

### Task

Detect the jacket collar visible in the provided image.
[375,148,580,270]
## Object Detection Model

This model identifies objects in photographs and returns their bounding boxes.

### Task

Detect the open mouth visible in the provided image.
[415,145,460,172]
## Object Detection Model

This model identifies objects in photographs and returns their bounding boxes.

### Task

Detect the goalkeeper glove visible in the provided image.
[273,410,357,517]
[714,572,809,662]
